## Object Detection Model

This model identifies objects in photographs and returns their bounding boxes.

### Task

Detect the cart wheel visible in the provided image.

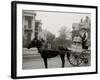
[68,53,82,66]
[80,50,90,65]
[84,58,88,64]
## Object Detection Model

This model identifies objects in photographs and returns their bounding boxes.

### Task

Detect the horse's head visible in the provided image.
[27,40,36,49]
[27,38,44,49]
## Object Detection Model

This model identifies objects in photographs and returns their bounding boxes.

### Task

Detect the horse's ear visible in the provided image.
[27,40,33,49]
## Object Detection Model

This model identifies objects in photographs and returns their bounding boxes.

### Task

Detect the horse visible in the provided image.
[27,38,70,68]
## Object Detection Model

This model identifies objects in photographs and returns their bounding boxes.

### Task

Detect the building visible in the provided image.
[79,16,91,40]
[72,23,80,41]
[35,20,42,40]
[22,11,43,55]
[22,10,36,48]
[72,16,91,49]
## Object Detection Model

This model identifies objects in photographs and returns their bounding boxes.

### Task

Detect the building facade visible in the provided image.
[79,16,91,41]
[22,10,36,48]
[72,16,91,49]
[35,20,42,40]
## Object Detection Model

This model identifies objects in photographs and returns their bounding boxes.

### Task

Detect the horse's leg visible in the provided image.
[60,54,65,68]
[43,58,48,68]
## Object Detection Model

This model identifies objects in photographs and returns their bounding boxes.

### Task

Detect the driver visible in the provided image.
[82,31,88,49]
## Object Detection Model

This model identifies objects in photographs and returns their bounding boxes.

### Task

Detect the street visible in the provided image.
[22,54,90,70]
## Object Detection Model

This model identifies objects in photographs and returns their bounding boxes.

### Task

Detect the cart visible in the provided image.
[68,37,91,66]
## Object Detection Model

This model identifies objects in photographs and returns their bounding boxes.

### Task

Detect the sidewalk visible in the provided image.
[23,48,41,58]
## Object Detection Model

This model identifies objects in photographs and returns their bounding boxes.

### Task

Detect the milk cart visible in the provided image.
[68,37,91,66]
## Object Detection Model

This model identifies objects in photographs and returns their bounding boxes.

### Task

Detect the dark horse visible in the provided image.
[27,38,70,68]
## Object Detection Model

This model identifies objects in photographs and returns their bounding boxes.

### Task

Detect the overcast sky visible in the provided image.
[35,11,90,37]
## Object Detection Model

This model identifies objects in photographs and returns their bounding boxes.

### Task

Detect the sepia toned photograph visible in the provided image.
[11,1,97,79]
[22,10,91,69]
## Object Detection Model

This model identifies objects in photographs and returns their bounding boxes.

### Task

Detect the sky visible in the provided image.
[35,11,90,37]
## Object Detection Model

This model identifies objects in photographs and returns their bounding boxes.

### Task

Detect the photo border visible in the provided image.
[11,1,98,79]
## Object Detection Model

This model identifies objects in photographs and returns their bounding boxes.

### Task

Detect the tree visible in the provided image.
[59,26,67,40]
[46,31,55,43]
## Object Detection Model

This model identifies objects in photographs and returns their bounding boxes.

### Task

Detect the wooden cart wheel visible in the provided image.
[68,52,82,66]
[80,50,90,65]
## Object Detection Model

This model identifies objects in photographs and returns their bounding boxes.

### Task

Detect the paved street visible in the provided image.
[22,54,90,70]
